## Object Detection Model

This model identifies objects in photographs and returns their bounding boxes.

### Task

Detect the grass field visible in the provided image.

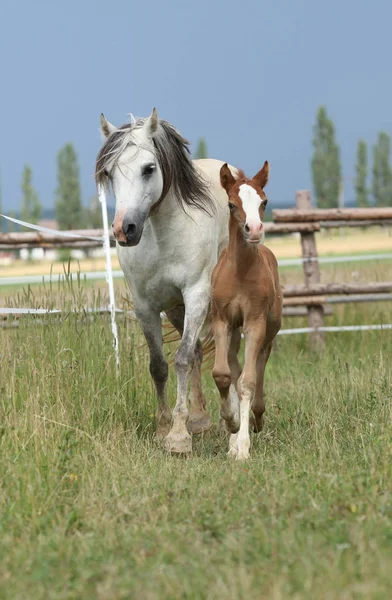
[1,266,391,599]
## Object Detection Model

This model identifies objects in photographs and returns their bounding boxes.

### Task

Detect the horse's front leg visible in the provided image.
[136,308,172,440]
[165,306,212,435]
[164,287,210,454]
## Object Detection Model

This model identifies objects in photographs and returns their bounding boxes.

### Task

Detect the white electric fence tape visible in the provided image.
[97,185,120,369]
[0,214,103,241]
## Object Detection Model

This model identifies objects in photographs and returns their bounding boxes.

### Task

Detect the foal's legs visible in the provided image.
[251,342,273,433]
[225,329,242,452]
[234,322,266,460]
[164,287,210,454]
[228,328,242,390]
[166,306,212,434]
[212,321,240,434]
[136,310,171,439]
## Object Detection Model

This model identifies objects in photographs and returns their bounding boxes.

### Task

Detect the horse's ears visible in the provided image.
[100,114,117,138]
[144,107,159,137]
[253,161,269,189]
[220,163,236,193]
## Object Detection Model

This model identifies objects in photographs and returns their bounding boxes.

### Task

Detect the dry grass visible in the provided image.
[265,226,392,259]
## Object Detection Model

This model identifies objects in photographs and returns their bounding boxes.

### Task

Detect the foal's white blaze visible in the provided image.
[238,184,264,242]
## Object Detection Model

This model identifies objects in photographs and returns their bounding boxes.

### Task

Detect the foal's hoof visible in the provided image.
[164,432,192,454]
[188,411,212,435]
[236,447,250,461]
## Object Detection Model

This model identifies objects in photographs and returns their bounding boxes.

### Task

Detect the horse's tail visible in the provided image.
[199,328,216,372]
[164,324,216,369]
[124,296,216,366]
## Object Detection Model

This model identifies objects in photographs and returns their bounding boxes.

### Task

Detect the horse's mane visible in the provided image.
[234,169,246,183]
[95,117,214,215]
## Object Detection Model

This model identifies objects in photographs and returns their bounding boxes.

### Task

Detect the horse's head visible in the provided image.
[220,162,269,244]
[96,109,215,246]
[95,108,214,246]
[96,109,164,246]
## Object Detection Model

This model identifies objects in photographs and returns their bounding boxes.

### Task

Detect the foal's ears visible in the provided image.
[143,107,159,137]
[220,163,236,193]
[100,114,117,138]
[253,161,269,189]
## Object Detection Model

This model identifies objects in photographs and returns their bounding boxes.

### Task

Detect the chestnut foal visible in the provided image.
[211,162,282,460]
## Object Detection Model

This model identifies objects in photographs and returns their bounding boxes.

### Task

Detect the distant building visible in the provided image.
[38,219,58,230]
[20,219,59,261]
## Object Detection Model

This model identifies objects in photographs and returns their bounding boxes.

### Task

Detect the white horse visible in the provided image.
[96,109,235,453]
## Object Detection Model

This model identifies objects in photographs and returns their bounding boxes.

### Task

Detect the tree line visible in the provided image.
[2,116,390,234]
[1,144,102,232]
[311,106,392,208]
[2,140,210,233]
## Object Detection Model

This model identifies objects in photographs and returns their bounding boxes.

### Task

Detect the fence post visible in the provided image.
[296,190,325,351]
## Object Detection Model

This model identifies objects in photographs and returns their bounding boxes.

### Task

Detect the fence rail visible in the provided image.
[275,199,392,349]
[1,213,392,249]
[1,203,392,349]
[273,207,392,223]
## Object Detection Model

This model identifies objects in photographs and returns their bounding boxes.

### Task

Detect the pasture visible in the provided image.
[1,255,391,600]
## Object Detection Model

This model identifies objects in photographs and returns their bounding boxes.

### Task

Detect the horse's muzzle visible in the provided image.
[113,209,147,247]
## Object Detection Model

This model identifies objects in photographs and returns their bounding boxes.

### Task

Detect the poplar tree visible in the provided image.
[194,138,208,159]
[354,140,369,207]
[56,143,85,229]
[0,168,3,232]
[372,132,392,206]
[88,195,102,229]
[21,165,41,225]
[311,106,341,208]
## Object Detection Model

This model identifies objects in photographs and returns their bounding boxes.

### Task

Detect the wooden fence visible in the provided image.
[1,196,392,349]
[273,193,392,349]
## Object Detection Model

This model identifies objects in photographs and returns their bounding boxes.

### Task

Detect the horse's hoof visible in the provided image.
[156,422,171,442]
[188,411,212,434]
[156,412,172,441]
[164,432,192,454]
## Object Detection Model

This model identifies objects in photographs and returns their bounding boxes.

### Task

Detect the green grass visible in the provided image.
[0,282,391,599]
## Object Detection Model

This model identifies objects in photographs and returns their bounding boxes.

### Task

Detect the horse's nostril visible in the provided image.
[244,224,250,233]
[124,222,136,238]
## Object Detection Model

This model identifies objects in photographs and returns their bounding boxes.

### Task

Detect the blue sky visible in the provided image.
[1,0,391,211]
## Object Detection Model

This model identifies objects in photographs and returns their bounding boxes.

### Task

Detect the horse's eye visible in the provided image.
[228,202,236,211]
[262,198,268,208]
[142,164,155,177]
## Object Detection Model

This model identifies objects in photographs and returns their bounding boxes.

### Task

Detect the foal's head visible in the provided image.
[220,162,269,244]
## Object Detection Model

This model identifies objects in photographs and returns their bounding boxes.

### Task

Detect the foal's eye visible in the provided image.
[142,164,155,177]
[228,202,236,211]
[262,198,268,208]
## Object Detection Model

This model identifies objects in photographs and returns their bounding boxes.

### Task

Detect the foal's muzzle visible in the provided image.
[244,221,264,244]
